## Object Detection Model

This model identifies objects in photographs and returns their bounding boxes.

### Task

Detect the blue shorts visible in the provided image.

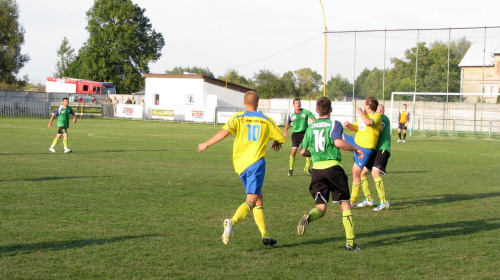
[344,134,375,169]
[239,158,266,194]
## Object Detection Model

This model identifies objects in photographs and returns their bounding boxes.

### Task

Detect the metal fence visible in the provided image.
[0,101,50,117]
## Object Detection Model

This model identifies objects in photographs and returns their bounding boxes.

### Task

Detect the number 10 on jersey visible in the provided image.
[246,124,261,141]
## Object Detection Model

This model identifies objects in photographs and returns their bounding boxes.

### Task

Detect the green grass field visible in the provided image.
[1,117,500,279]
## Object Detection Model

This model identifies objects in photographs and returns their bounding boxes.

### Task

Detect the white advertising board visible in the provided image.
[184,107,214,123]
[116,104,143,119]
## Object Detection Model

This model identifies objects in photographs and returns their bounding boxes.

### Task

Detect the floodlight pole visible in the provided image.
[319,0,327,97]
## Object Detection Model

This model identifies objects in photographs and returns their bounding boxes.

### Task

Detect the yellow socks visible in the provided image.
[63,137,68,148]
[374,177,386,204]
[231,201,253,226]
[342,209,355,246]
[308,207,323,222]
[351,182,360,203]
[305,157,312,171]
[51,137,60,147]
[289,156,295,170]
[253,206,268,238]
[361,177,373,201]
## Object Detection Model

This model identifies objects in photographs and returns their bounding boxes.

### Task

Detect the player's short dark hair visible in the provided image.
[366,97,378,111]
[62,97,69,101]
[316,97,331,116]
[293,98,301,103]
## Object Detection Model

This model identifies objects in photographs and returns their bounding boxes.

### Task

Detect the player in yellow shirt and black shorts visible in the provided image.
[398,104,410,142]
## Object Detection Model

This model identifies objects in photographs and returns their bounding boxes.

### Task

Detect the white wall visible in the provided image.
[203,82,244,108]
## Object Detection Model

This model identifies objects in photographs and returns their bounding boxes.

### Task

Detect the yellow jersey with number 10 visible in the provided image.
[223,111,286,175]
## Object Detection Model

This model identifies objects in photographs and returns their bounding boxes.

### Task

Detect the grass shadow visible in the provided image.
[396,192,500,209]
[0,175,113,182]
[363,218,500,248]
[0,233,167,256]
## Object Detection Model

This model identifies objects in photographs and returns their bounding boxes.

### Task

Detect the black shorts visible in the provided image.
[309,165,350,204]
[365,149,390,174]
[398,123,407,130]
[291,131,306,148]
[57,126,68,135]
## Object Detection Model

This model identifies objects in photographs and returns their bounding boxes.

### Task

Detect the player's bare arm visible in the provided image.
[299,148,311,157]
[283,123,290,137]
[334,139,364,159]
[198,130,230,152]
[356,107,373,126]
[343,121,356,132]
[48,114,55,128]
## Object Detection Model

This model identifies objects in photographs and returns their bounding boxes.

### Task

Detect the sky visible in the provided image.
[16,0,500,85]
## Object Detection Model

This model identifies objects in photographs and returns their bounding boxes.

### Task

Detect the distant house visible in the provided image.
[459,43,500,103]
[143,73,254,122]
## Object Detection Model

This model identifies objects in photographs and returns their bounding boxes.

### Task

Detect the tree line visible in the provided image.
[1,0,471,101]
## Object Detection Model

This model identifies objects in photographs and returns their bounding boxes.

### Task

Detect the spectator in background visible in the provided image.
[73,96,79,103]
[78,96,84,102]
[91,96,98,104]
[131,97,136,104]
[125,97,132,104]
[112,96,119,114]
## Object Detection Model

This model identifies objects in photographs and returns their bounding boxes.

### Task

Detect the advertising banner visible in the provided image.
[185,107,214,123]
[151,107,175,121]
[51,104,102,117]
[116,104,143,119]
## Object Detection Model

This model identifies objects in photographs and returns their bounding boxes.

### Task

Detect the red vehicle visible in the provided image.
[46,77,116,94]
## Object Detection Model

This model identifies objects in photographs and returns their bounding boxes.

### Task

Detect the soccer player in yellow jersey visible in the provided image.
[398,104,410,142]
[198,91,286,246]
[358,104,391,211]
[343,97,381,207]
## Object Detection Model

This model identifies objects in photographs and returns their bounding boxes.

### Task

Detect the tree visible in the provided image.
[294,68,322,98]
[354,68,371,96]
[325,74,352,101]
[217,69,254,88]
[253,69,286,99]
[359,68,384,100]
[386,38,470,100]
[0,0,29,84]
[280,71,298,98]
[167,66,214,78]
[68,0,164,93]
[53,37,75,78]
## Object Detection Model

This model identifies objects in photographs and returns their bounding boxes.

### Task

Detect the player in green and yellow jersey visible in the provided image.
[343,97,381,207]
[284,99,316,176]
[358,104,391,211]
[198,91,286,246]
[48,97,76,153]
[296,96,363,250]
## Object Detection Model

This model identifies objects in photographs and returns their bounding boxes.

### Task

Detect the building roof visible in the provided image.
[459,42,497,67]
[143,73,254,94]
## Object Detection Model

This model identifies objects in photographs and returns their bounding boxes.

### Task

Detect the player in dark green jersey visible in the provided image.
[284,99,316,176]
[358,104,391,211]
[48,97,76,153]
[296,97,363,250]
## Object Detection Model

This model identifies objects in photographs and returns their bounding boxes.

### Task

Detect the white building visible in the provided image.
[143,73,254,122]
